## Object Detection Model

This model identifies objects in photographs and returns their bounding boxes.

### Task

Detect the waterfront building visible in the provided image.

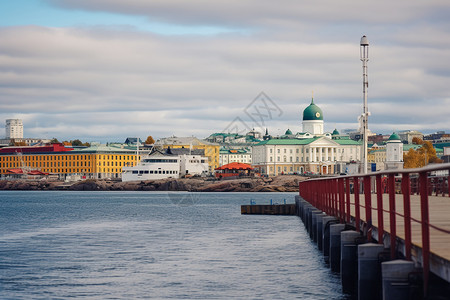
[156,136,219,172]
[251,99,362,175]
[0,143,139,180]
[215,162,253,178]
[5,119,23,139]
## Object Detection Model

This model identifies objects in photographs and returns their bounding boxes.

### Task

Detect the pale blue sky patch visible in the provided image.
[0,0,239,35]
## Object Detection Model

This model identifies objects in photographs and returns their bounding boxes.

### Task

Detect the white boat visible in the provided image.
[121,148,208,182]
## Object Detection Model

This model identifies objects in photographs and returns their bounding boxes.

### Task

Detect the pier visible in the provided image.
[296,163,450,299]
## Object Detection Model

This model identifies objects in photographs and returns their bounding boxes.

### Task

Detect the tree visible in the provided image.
[403,148,424,169]
[70,139,83,146]
[403,141,442,168]
[412,137,423,145]
[145,136,155,145]
[50,138,60,144]
[62,141,72,146]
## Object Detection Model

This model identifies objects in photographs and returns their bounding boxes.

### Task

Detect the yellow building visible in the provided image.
[158,137,220,172]
[0,143,139,180]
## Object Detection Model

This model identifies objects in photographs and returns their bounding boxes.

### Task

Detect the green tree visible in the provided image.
[50,138,60,144]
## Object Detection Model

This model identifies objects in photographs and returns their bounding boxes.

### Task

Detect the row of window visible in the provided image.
[268,148,353,154]
[1,161,92,168]
[128,170,178,175]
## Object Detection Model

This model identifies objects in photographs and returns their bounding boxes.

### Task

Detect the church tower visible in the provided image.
[302,97,324,135]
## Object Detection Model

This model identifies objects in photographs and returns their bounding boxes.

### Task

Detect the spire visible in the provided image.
[311,90,314,104]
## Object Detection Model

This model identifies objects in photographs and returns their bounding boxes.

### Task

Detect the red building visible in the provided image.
[215,162,254,178]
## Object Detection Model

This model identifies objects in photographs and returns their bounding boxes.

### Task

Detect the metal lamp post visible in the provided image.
[360,35,369,174]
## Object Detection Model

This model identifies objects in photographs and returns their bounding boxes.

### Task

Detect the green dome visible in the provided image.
[285,129,292,135]
[388,132,401,141]
[303,98,323,121]
[332,128,340,135]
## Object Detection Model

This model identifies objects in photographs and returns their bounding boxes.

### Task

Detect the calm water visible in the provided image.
[0,191,347,299]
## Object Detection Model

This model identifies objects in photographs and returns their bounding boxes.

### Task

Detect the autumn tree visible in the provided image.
[412,137,423,145]
[145,136,155,145]
[403,148,424,168]
[403,141,442,168]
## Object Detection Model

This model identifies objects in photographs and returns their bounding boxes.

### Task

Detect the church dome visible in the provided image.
[285,129,292,135]
[332,128,340,136]
[388,132,401,142]
[303,98,323,121]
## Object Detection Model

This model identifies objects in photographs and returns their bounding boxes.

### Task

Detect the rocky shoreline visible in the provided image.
[0,175,308,192]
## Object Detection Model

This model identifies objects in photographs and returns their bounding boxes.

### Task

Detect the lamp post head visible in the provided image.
[360,35,369,46]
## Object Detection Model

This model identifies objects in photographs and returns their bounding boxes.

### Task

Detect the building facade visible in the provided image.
[157,136,220,172]
[219,148,252,166]
[5,119,23,139]
[0,143,139,180]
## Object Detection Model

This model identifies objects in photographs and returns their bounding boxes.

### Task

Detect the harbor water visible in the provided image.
[0,191,349,299]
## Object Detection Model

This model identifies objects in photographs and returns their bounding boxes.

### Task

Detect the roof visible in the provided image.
[303,98,323,121]
[334,138,362,145]
[0,143,73,154]
[332,129,340,135]
[388,132,401,142]
[216,162,253,170]
[255,137,319,146]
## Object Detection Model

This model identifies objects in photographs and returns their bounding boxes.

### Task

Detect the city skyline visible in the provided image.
[1,1,450,142]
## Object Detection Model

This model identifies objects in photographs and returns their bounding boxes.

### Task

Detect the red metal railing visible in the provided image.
[298,163,450,297]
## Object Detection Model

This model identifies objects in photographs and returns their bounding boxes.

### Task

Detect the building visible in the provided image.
[156,136,220,172]
[251,98,362,175]
[219,147,252,166]
[424,131,450,143]
[384,132,404,170]
[0,143,139,180]
[398,130,423,144]
[215,162,253,178]
[5,119,23,139]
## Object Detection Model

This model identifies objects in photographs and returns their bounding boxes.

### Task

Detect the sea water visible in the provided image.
[0,191,349,299]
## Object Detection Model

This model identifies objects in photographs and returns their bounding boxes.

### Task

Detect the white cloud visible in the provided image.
[1,1,450,142]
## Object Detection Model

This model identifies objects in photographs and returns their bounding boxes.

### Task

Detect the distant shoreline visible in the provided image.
[0,175,307,192]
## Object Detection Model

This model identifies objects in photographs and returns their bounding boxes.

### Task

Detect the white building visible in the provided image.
[5,119,23,139]
[251,99,362,175]
[219,148,252,166]
[384,132,404,170]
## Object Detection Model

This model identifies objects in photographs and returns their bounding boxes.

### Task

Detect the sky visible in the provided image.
[1,0,450,143]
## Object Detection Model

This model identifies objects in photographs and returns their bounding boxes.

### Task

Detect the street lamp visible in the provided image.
[360,35,369,174]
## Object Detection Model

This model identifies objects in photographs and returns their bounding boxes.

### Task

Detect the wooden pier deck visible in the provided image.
[350,194,450,262]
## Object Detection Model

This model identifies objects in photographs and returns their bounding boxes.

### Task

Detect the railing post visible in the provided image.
[364,176,372,241]
[388,174,396,259]
[376,174,384,244]
[345,177,351,224]
[338,178,345,223]
[402,173,412,261]
[419,171,430,297]
[353,176,360,232]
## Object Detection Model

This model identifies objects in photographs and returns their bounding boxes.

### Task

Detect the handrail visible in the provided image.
[298,163,450,297]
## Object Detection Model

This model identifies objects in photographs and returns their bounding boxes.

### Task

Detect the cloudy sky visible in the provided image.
[1,0,449,143]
